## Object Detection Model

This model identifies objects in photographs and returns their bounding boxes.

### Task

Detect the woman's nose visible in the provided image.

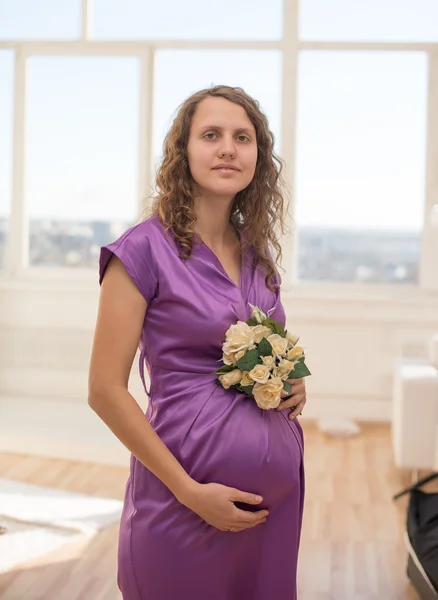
[218,136,236,158]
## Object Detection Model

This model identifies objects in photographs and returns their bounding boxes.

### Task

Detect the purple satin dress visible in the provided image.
[99,214,305,600]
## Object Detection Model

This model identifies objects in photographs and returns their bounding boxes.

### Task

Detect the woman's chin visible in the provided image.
[200,184,246,200]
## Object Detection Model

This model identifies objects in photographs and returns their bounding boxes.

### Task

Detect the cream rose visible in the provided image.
[224,321,255,348]
[223,322,255,348]
[222,345,253,365]
[274,359,296,380]
[272,367,282,379]
[262,355,275,369]
[234,350,246,363]
[250,304,267,324]
[240,371,254,387]
[287,346,304,361]
[267,334,288,357]
[286,332,299,346]
[222,321,256,364]
[223,353,236,366]
[252,324,272,344]
[248,364,271,384]
[253,377,284,410]
[218,369,243,390]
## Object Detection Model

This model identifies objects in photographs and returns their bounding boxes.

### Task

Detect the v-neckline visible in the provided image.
[196,230,244,290]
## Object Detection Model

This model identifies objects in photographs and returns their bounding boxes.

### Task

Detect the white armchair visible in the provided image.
[392,335,438,471]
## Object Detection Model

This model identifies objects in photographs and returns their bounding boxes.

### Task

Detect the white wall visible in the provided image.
[1,282,437,467]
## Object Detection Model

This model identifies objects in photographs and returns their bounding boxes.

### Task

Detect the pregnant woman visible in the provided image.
[88,84,306,600]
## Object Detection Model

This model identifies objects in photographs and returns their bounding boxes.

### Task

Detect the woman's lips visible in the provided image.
[212,165,240,173]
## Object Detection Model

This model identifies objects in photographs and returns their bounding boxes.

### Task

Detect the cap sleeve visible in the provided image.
[99,226,159,305]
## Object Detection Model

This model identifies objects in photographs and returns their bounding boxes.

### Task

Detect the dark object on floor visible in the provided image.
[407,553,438,600]
[394,472,438,599]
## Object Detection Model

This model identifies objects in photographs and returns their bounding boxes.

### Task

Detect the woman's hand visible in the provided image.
[181,482,269,532]
[277,377,306,419]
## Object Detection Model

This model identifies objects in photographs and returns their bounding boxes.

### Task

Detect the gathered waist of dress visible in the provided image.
[139,351,221,398]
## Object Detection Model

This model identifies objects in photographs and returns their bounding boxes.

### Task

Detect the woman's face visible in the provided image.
[187,96,258,200]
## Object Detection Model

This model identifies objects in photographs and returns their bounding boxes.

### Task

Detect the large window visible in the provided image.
[295,51,428,284]
[0,0,81,40]
[300,0,438,42]
[91,0,283,40]
[26,56,140,268]
[0,50,14,271]
[1,0,438,291]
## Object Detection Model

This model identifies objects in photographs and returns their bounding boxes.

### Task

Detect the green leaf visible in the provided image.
[257,337,273,357]
[287,361,311,379]
[235,348,262,372]
[213,364,234,376]
[240,385,255,398]
[262,317,285,337]
[283,380,292,394]
[246,317,258,326]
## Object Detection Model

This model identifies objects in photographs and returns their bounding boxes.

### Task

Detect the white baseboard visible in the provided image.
[0,433,131,468]
[299,394,391,422]
[0,395,139,467]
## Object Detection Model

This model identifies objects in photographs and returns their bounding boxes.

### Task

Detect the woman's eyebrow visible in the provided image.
[200,125,254,135]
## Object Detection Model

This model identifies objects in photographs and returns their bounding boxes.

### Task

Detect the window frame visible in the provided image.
[0,0,436,297]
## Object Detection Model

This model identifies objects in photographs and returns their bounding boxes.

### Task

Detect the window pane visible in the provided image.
[0,50,14,271]
[300,0,438,42]
[153,50,282,166]
[295,51,427,284]
[92,0,283,40]
[0,0,81,40]
[26,56,140,268]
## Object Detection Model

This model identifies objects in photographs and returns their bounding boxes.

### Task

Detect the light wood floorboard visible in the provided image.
[0,422,436,599]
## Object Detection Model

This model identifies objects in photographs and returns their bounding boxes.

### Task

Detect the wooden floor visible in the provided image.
[0,422,435,600]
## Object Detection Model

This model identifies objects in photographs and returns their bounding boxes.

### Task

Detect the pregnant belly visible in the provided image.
[171,385,303,512]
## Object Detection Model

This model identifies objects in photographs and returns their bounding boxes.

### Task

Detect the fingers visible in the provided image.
[285,377,304,388]
[226,511,269,533]
[278,380,305,408]
[222,489,268,533]
[288,398,306,419]
[222,492,269,533]
[229,518,267,532]
[234,507,269,524]
[230,490,264,505]
[277,393,305,411]
[277,379,306,412]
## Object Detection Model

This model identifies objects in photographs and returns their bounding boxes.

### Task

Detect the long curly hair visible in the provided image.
[144,85,292,291]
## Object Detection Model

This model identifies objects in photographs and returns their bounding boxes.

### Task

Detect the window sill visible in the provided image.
[0,272,437,306]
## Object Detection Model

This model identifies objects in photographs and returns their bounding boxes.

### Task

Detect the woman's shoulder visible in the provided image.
[99,214,165,299]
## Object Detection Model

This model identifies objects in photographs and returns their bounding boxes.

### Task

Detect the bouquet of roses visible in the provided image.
[213,304,311,410]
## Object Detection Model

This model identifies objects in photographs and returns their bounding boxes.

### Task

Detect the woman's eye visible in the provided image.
[237,135,250,142]
[204,132,217,140]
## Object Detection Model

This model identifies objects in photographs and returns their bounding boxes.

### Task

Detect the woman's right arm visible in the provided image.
[88,256,269,532]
